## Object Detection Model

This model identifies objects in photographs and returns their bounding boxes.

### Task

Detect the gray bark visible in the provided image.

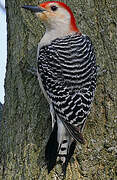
[0,0,117,179]
[0,102,3,126]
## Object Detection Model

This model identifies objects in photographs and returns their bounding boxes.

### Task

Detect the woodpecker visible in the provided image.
[22,1,97,173]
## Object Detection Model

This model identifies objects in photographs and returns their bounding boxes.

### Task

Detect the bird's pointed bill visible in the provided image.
[22,5,46,13]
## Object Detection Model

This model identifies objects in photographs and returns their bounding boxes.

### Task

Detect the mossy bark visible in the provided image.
[0,0,117,179]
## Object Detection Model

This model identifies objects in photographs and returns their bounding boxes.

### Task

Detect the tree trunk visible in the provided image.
[0,0,117,179]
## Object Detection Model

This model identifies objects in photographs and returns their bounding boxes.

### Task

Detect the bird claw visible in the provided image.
[97,65,107,76]
[27,66,37,77]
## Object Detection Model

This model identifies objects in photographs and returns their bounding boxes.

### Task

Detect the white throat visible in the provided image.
[39,26,73,48]
[38,7,75,48]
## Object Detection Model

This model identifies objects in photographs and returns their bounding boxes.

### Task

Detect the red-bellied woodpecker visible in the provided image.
[22,1,97,174]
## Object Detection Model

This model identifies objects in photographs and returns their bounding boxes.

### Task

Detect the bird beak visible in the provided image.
[22,5,46,13]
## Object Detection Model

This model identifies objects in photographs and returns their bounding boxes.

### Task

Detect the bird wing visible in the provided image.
[38,33,97,143]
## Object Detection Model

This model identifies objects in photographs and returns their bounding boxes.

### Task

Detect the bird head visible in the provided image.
[22,1,80,33]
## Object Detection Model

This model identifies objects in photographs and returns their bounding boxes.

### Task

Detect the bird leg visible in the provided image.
[27,66,38,77]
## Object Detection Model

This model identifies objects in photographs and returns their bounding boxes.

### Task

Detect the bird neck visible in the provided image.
[39,22,79,48]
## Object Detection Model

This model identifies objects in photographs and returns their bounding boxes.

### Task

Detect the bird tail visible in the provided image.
[45,121,59,173]
[45,117,76,174]
[61,120,85,145]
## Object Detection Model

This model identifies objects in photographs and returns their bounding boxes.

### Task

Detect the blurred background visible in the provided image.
[0,0,7,104]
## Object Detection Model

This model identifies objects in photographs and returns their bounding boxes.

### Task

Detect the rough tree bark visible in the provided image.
[0,0,117,179]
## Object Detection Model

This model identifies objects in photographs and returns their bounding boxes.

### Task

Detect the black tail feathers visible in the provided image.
[62,140,76,175]
[45,121,59,173]
[45,121,77,174]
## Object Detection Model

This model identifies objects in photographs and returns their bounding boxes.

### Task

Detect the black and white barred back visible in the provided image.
[38,33,97,172]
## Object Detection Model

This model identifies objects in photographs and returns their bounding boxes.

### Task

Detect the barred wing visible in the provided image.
[38,33,97,142]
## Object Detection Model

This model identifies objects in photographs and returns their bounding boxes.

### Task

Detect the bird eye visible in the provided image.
[51,6,58,11]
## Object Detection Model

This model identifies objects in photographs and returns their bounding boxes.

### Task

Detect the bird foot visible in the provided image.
[27,66,37,77]
[97,65,107,76]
